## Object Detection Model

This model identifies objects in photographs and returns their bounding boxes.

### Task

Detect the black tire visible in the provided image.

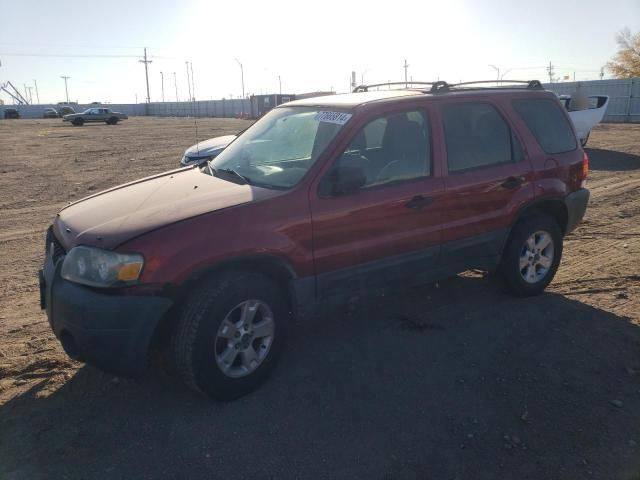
[72,118,84,126]
[500,213,563,297]
[107,117,119,125]
[171,271,288,401]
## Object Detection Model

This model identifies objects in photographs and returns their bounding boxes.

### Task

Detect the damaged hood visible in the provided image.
[54,167,278,250]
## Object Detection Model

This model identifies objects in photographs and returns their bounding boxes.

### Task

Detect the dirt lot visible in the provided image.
[0,117,639,479]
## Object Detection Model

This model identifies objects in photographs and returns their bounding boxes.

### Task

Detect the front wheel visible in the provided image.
[106,117,119,125]
[171,272,288,401]
[500,213,563,297]
[72,118,84,126]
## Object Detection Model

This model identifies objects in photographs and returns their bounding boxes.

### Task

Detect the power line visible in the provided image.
[0,52,171,59]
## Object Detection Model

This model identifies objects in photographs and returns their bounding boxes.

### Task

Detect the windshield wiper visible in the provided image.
[205,160,215,177]
[210,166,251,185]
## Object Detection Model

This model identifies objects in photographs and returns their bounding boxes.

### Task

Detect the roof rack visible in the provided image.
[352,79,543,94]
[352,81,438,93]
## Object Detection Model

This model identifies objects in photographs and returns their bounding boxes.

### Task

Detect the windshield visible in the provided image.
[209,107,351,189]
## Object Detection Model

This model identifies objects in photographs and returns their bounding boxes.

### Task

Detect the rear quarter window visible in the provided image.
[512,98,577,154]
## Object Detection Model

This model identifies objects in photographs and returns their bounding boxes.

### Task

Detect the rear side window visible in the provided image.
[442,103,523,173]
[512,98,577,154]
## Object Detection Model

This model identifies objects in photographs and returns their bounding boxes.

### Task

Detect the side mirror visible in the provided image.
[321,165,366,197]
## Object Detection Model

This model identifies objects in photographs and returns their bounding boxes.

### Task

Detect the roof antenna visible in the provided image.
[186,61,200,156]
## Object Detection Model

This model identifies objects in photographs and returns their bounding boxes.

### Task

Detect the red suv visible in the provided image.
[40,80,589,400]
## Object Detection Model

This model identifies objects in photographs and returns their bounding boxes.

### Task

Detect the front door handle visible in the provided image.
[405,195,433,209]
[501,176,525,190]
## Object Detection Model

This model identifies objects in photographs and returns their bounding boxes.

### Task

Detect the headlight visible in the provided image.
[61,246,144,288]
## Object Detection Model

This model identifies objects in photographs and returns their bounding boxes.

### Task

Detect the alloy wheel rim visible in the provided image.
[519,230,554,284]
[214,299,275,378]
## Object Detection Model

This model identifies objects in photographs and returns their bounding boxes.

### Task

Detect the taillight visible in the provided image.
[580,151,589,187]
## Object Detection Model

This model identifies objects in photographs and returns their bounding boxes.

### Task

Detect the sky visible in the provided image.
[1,0,639,105]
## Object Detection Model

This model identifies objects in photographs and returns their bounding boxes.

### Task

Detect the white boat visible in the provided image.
[558,95,609,147]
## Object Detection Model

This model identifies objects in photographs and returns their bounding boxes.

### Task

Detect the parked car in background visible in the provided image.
[58,106,75,117]
[43,108,59,119]
[40,80,590,400]
[63,107,128,126]
[559,95,609,147]
[180,135,236,166]
[3,108,20,119]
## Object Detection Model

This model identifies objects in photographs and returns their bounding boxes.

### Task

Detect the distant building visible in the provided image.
[295,91,335,100]
[249,91,335,118]
[250,94,294,118]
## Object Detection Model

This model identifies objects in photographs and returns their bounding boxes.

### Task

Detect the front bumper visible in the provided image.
[564,188,590,234]
[40,251,173,377]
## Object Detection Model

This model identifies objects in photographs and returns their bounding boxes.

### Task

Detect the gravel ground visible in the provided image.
[0,118,639,479]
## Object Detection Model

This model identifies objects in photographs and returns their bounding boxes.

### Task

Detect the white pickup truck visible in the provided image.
[558,95,609,147]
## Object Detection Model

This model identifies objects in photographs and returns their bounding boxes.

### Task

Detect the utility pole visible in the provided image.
[403,59,409,87]
[33,79,40,104]
[160,71,165,102]
[139,47,152,103]
[190,62,195,101]
[173,72,178,101]
[60,76,70,103]
[546,61,555,84]
[599,66,605,80]
[185,61,192,102]
[234,58,245,99]
[278,75,282,95]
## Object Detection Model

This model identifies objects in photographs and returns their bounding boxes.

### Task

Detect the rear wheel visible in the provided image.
[500,213,563,297]
[171,272,288,401]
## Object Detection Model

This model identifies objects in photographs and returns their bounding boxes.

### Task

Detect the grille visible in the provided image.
[45,226,66,263]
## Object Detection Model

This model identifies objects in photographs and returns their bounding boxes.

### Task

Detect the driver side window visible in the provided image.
[333,110,431,190]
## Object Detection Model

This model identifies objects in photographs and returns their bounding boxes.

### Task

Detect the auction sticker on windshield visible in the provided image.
[315,111,352,125]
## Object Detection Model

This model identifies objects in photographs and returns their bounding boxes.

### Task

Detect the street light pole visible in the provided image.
[160,71,165,102]
[403,59,409,87]
[33,79,40,104]
[278,75,282,95]
[234,58,245,99]
[489,64,500,85]
[60,76,70,103]
[190,62,195,101]
[173,72,178,101]
[500,69,512,81]
[185,61,192,102]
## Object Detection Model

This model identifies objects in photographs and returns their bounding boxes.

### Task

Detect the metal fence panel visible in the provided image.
[1,99,251,119]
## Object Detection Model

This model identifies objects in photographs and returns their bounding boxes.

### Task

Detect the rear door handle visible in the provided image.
[501,176,525,190]
[405,195,433,209]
